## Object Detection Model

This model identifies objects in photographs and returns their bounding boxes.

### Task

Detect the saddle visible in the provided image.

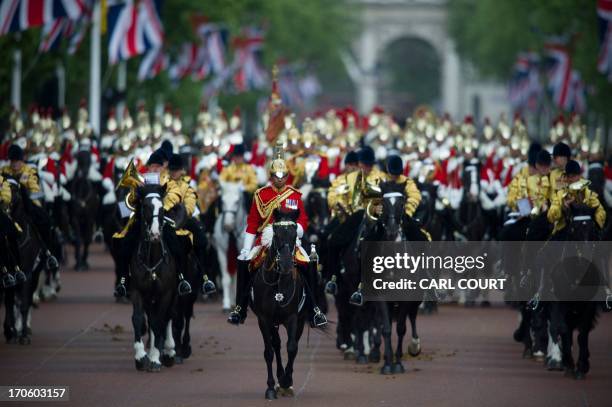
[248,245,310,272]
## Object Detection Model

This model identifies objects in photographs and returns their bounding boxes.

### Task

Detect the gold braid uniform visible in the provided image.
[327,173,352,219]
[219,162,257,193]
[114,172,184,238]
[387,175,422,217]
[0,174,11,209]
[345,167,387,213]
[547,182,606,235]
[506,166,551,213]
[1,165,42,206]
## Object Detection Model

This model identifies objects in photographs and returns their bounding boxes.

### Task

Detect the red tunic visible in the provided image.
[246,185,308,235]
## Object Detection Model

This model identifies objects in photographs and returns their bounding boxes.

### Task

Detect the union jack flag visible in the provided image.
[192,16,228,75]
[597,0,612,80]
[107,0,163,65]
[169,42,208,81]
[545,41,587,113]
[232,26,267,92]
[137,46,167,81]
[545,41,573,111]
[0,0,86,36]
[39,1,91,54]
[508,52,541,112]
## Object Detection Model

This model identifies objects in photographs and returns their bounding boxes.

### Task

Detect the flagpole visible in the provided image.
[117,60,127,123]
[11,40,22,111]
[56,62,66,109]
[90,1,102,136]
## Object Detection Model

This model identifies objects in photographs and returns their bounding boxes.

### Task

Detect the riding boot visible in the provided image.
[114,259,128,298]
[228,259,250,325]
[112,237,129,298]
[2,266,16,288]
[300,262,328,328]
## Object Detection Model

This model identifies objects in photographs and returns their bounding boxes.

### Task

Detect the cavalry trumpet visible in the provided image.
[116,158,143,212]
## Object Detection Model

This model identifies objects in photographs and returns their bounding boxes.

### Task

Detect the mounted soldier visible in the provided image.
[112,150,192,298]
[1,145,59,274]
[227,143,328,328]
[547,160,606,241]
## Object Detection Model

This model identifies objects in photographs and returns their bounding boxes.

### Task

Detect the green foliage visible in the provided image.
[448,0,612,118]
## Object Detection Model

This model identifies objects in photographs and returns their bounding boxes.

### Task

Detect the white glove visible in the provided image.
[243,232,256,253]
[238,249,249,261]
[297,223,304,238]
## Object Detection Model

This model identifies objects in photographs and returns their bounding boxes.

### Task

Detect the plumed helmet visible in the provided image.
[269,141,289,178]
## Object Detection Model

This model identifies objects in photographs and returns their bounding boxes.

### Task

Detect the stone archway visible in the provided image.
[346,0,462,117]
[379,36,441,116]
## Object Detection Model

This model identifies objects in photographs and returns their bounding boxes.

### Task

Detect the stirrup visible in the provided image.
[227,305,246,325]
[178,279,192,296]
[325,275,338,295]
[201,275,216,295]
[46,253,59,271]
[349,283,364,306]
[311,307,328,328]
[2,269,16,288]
[114,278,127,298]
[14,267,26,284]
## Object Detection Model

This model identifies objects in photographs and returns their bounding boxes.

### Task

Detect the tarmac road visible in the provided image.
[1,243,611,407]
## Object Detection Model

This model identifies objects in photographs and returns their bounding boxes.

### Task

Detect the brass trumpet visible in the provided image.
[116,158,144,211]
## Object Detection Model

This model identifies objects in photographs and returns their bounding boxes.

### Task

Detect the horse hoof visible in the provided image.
[135,356,150,371]
[513,328,524,343]
[408,338,421,356]
[547,359,563,371]
[380,364,393,375]
[278,386,294,397]
[392,363,405,374]
[533,351,545,362]
[368,351,381,363]
[147,361,162,372]
[356,355,368,365]
[174,356,184,365]
[181,344,192,359]
[265,388,277,400]
[344,349,355,360]
[19,336,31,345]
[522,348,533,359]
[161,354,175,368]
[574,371,586,380]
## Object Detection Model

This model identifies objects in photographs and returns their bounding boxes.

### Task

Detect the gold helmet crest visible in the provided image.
[269,141,289,178]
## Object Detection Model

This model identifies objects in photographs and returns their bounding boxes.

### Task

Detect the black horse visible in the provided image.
[368,181,423,374]
[129,183,178,372]
[249,209,308,399]
[70,151,100,270]
[3,178,45,344]
[303,182,330,314]
[544,203,603,379]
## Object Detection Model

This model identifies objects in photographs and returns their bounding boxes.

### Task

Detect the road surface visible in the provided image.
[1,244,611,407]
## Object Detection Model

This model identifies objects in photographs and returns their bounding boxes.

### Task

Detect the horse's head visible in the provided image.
[379,181,406,241]
[271,208,299,274]
[219,181,242,232]
[136,184,166,241]
[304,184,329,239]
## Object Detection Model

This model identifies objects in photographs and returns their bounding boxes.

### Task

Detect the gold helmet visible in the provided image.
[269,141,289,178]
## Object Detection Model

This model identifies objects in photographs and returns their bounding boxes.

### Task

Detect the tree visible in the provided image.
[448,0,612,119]
[0,0,356,133]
